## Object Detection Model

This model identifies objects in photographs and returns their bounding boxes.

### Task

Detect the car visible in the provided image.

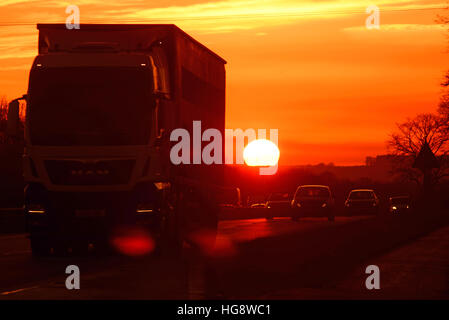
[345,189,380,215]
[291,185,335,221]
[250,203,267,209]
[218,187,242,209]
[218,187,242,215]
[389,196,411,214]
[266,192,292,219]
[247,194,267,208]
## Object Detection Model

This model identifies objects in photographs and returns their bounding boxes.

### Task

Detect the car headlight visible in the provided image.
[392,206,397,210]
[321,203,327,208]
[296,202,301,208]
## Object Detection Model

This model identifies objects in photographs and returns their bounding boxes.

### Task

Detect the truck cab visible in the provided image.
[13,24,226,256]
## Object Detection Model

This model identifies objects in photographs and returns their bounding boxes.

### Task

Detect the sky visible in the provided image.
[0,0,448,165]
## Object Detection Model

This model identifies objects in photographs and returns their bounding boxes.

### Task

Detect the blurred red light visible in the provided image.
[111,227,155,256]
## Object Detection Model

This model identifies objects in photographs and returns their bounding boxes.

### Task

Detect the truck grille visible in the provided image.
[45,160,135,185]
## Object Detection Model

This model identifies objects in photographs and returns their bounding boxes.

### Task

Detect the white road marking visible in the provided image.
[0,233,27,240]
[1,286,38,296]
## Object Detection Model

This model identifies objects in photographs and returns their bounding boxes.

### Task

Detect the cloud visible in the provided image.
[0,0,445,60]
[0,26,36,60]
[0,64,30,71]
[102,0,446,33]
[344,23,448,32]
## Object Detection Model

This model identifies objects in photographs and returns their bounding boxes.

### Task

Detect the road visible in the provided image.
[261,224,449,299]
[0,216,368,299]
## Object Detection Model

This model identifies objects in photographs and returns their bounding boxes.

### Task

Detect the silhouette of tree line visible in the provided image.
[0,95,25,144]
[388,14,449,188]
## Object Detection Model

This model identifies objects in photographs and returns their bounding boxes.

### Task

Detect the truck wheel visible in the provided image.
[182,188,218,254]
[161,187,219,257]
[53,242,69,257]
[159,190,187,258]
[71,241,89,256]
[93,238,114,255]
[30,237,51,257]
[160,210,184,257]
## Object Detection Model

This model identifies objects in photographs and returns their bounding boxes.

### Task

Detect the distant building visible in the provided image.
[366,154,412,167]
[289,155,412,182]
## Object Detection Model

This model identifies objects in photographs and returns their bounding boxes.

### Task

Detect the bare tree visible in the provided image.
[388,113,449,185]
[438,97,449,137]
[0,96,9,143]
[443,71,449,87]
[438,8,449,118]
[390,9,449,188]
[438,72,449,121]
[0,95,25,144]
[437,6,449,113]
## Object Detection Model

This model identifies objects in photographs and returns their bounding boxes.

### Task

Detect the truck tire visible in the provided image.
[159,188,188,257]
[160,207,184,257]
[30,237,51,257]
[71,241,89,256]
[176,187,218,252]
[94,240,114,256]
[53,241,69,257]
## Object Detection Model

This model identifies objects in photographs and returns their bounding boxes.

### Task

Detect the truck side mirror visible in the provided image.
[153,91,169,101]
[6,100,20,137]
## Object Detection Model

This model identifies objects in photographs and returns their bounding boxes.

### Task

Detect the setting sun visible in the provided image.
[243,139,280,167]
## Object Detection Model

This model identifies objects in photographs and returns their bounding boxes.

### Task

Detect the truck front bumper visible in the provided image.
[25,185,163,241]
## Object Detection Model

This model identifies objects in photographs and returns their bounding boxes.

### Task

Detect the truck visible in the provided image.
[7,24,226,256]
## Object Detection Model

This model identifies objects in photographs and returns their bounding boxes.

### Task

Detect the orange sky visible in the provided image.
[0,0,448,165]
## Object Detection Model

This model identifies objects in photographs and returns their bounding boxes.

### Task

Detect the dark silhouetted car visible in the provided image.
[250,203,267,209]
[389,196,411,214]
[345,189,379,215]
[291,185,335,221]
[218,187,241,207]
[266,192,292,219]
[218,187,242,215]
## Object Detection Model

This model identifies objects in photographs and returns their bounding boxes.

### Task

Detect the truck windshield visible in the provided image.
[28,66,153,146]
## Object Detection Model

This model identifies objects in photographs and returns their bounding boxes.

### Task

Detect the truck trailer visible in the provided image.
[7,24,226,256]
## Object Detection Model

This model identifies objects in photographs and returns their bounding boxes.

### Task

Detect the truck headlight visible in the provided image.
[136,204,154,214]
[27,204,46,214]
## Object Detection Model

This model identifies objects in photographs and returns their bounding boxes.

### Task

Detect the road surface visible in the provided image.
[0,216,368,299]
[261,224,449,299]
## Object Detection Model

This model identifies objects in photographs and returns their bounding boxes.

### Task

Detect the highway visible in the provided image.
[0,216,369,299]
